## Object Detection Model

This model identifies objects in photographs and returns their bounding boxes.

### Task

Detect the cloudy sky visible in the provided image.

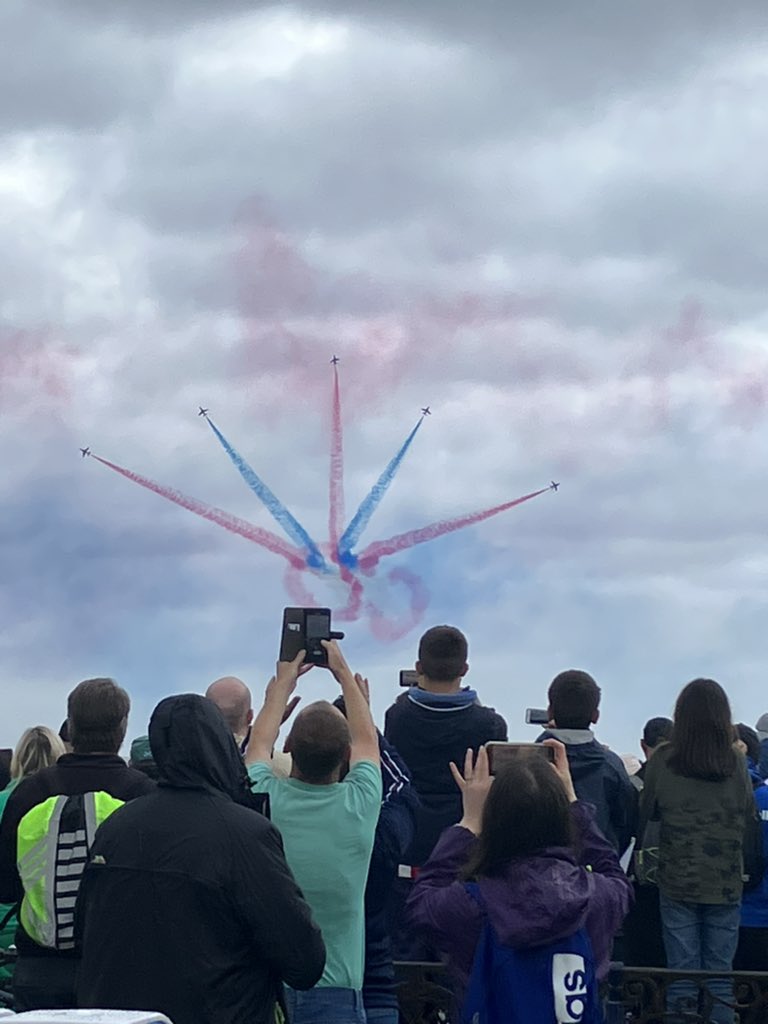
[2,0,768,758]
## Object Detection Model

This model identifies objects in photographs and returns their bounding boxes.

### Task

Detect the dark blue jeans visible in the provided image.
[284,986,366,1024]
[659,893,740,1024]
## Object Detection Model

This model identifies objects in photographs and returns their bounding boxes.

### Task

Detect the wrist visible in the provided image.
[270,678,295,698]
[336,666,356,688]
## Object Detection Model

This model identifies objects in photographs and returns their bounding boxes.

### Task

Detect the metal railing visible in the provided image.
[394,961,768,1023]
[606,965,768,1023]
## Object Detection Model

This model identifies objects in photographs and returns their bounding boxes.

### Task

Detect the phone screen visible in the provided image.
[486,742,555,775]
[306,611,330,640]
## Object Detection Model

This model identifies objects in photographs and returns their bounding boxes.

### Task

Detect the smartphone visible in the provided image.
[525,708,550,726]
[485,741,556,775]
[399,669,420,688]
[279,607,333,666]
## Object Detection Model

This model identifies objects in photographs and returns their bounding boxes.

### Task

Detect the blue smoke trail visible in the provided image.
[338,417,424,565]
[206,418,327,570]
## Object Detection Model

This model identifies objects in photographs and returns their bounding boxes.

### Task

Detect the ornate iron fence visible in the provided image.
[607,965,768,1023]
[394,961,768,1023]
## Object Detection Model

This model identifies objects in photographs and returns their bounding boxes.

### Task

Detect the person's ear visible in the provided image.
[460,662,469,679]
[592,709,600,726]
[640,740,649,759]
[247,708,254,726]
[283,729,294,754]
[415,660,422,675]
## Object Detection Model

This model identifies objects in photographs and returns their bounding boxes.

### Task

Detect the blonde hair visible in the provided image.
[11,726,66,780]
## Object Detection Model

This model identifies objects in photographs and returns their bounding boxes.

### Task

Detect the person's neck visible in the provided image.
[419,678,462,695]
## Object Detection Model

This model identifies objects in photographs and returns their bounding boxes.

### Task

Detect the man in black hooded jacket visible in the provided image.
[76,694,325,1024]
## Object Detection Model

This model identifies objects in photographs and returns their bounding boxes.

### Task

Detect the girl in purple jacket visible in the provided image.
[407,741,633,1002]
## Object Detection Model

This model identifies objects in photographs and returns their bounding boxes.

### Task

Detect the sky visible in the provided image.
[2,0,768,758]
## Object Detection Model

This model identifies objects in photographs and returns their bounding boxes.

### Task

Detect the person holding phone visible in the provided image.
[407,741,632,1020]
[384,625,507,960]
[245,640,381,1024]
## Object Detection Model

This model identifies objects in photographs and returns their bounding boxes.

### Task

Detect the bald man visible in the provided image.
[206,677,292,776]
[205,677,253,751]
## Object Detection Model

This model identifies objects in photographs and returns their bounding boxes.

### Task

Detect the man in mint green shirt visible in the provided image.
[247,640,381,1024]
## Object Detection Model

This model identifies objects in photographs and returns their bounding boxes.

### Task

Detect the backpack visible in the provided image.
[461,883,603,1024]
[16,791,124,950]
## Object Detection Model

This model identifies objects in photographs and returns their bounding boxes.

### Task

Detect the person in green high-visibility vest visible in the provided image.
[0,679,155,1011]
[0,727,66,986]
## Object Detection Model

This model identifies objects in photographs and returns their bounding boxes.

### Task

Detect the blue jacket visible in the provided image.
[363,735,420,1010]
[537,729,637,855]
[385,688,507,865]
[758,739,768,783]
[741,759,768,928]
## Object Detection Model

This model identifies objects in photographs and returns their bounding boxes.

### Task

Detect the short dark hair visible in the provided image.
[737,723,761,765]
[418,626,468,682]
[285,702,351,783]
[464,756,572,878]
[548,670,601,730]
[670,678,738,782]
[643,717,673,749]
[68,678,130,755]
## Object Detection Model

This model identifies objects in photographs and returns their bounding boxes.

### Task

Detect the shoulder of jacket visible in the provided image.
[479,704,504,720]
[604,747,629,772]
[386,694,409,714]
[6,770,50,812]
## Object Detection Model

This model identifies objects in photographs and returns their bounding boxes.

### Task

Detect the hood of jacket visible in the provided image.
[149,693,250,801]
[539,730,612,771]
[477,848,591,948]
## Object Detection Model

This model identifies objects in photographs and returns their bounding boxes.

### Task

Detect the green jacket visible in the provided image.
[639,744,754,904]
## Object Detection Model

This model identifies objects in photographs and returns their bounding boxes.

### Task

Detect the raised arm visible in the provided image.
[322,640,380,766]
[245,651,307,765]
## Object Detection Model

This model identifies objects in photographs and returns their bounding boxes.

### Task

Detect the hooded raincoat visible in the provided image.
[407,801,632,1002]
[76,694,325,1024]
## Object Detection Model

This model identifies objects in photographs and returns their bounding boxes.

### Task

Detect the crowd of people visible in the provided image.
[0,623,766,1024]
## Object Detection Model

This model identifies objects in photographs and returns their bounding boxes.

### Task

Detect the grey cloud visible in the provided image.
[0,2,169,134]
[4,0,768,752]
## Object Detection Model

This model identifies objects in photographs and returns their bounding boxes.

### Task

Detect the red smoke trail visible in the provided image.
[328,363,345,561]
[283,562,365,623]
[91,455,306,568]
[367,567,431,642]
[356,487,551,570]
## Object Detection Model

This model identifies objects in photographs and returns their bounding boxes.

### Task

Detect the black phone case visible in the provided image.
[280,608,306,662]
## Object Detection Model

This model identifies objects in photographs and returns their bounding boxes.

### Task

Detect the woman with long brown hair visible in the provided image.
[639,678,755,1024]
[407,742,632,1021]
